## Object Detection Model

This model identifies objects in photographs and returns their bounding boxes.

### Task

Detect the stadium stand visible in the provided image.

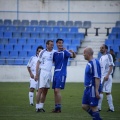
[0,19,84,65]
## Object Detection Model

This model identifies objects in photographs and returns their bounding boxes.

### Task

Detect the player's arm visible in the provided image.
[95,77,100,99]
[69,50,76,58]
[35,60,40,81]
[27,66,34,79]
[104,65,113,81]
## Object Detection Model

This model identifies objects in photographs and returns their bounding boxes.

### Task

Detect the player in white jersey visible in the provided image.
[35,40,55,112]
[98,44,114,112]
[27,46,43,106]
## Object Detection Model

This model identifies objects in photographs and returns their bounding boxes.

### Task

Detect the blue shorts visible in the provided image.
[52,76,66,89]
[82,86,99,107]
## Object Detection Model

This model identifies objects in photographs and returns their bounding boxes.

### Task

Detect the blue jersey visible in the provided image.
[53,50,71,77]
[84,58,101,87]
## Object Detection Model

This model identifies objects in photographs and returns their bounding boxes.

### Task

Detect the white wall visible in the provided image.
[0,65,119,83]
[0,0,120,33]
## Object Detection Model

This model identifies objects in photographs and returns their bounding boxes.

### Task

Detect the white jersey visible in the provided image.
[27,55,38,75]
[38,49,55,72]
[99,53,114,76]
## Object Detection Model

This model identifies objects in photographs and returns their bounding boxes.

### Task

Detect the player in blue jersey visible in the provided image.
[52,38,76,113]
[82,47,102,120]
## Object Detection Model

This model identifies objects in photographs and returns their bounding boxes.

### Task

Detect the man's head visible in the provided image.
[109,49,114,54]
[100,44,108,54]
[36,45,44,56]
[46,40,54,51]
[83,47,94,61]
[56,39,64,50]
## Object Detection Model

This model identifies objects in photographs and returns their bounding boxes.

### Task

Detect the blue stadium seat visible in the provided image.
[57,33,66,39]
[6,59,15,65]
[82,21,91,36]
[52,27,61,33]
[48,33,57,39]
[9,51,19,58]
[74,21,82,28]
[30,20,38,26]
[61,27,69,33]
[66,33,75,39]
[22,45,32,51]
[27,51,36,57]
[31,32,40,38]
[24,58,29,65]
[105,39,114,46]
[68,45,78,53]
[114,39,120,45]
[69,27,78,33]
[36,38,45,45]
[27,38,36,45]
[108,33,117,40]
[64,38,72,46]
[4,44,14,51]
[14,45,23,51]
[21,32,30,38]
[0,44,4,50]
[115,21,120,27]
[0,19,3,25]
[26,26,35,32]
[4,19,12,26]
[57,21,65,26]
[0,26,5,32]
[48,20,56,26]
[44,27,53,33]
[0,51,10,58]
[9,38,18,44]
[18,38,27,45]
[0,31,3,38]
[0,59,6,65]
[21,20,29,26]
[118,33,120,39]
[19,51,28,58]
[111,27,120,34]
[16,26,26,32]
[35,26,44,32]
[75,33,85,40]
[39,33,48,39]
[0,38,9,44]
[66,21,74,27]
[31,44,44,51]
[39,20,47,26]
[72,39,81,47]
[13,20,21,26]
[4,26,16,32]
[13,32,21,38]
[4,31,12,38]
[14,59,24,65]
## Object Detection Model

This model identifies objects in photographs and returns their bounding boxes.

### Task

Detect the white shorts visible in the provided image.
[101,75,112,93]
[30,78,38,90]
[38,69,52,89]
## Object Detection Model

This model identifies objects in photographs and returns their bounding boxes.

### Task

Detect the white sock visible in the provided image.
[39,103,44,109]
[107,94,114,111]
[36,104,39,109]
[98,93,103,110]
[29,92,34,104]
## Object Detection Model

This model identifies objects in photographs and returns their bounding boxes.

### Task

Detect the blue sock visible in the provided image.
[87,108,93,117]
[55,104,61,110]
[92,111,102,120]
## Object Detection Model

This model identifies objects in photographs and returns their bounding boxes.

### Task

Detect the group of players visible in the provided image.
[27,39,76,113]
[27,38,114,120]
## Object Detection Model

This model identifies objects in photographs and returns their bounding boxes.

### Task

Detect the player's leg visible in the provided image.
[105,75,114,112]
[29,79,36,105]
[98,92,103,111]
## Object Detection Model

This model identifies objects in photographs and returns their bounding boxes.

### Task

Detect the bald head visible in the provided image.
[83,47,94,61]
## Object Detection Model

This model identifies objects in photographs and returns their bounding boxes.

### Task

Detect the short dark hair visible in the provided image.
[46,40,53,45]
[110,49,114,52]
[56,39,64,43]
[103,44,108,50]
[36,45,44,55]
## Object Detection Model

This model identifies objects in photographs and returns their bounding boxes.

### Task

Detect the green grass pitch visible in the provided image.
[0,82,120,120]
